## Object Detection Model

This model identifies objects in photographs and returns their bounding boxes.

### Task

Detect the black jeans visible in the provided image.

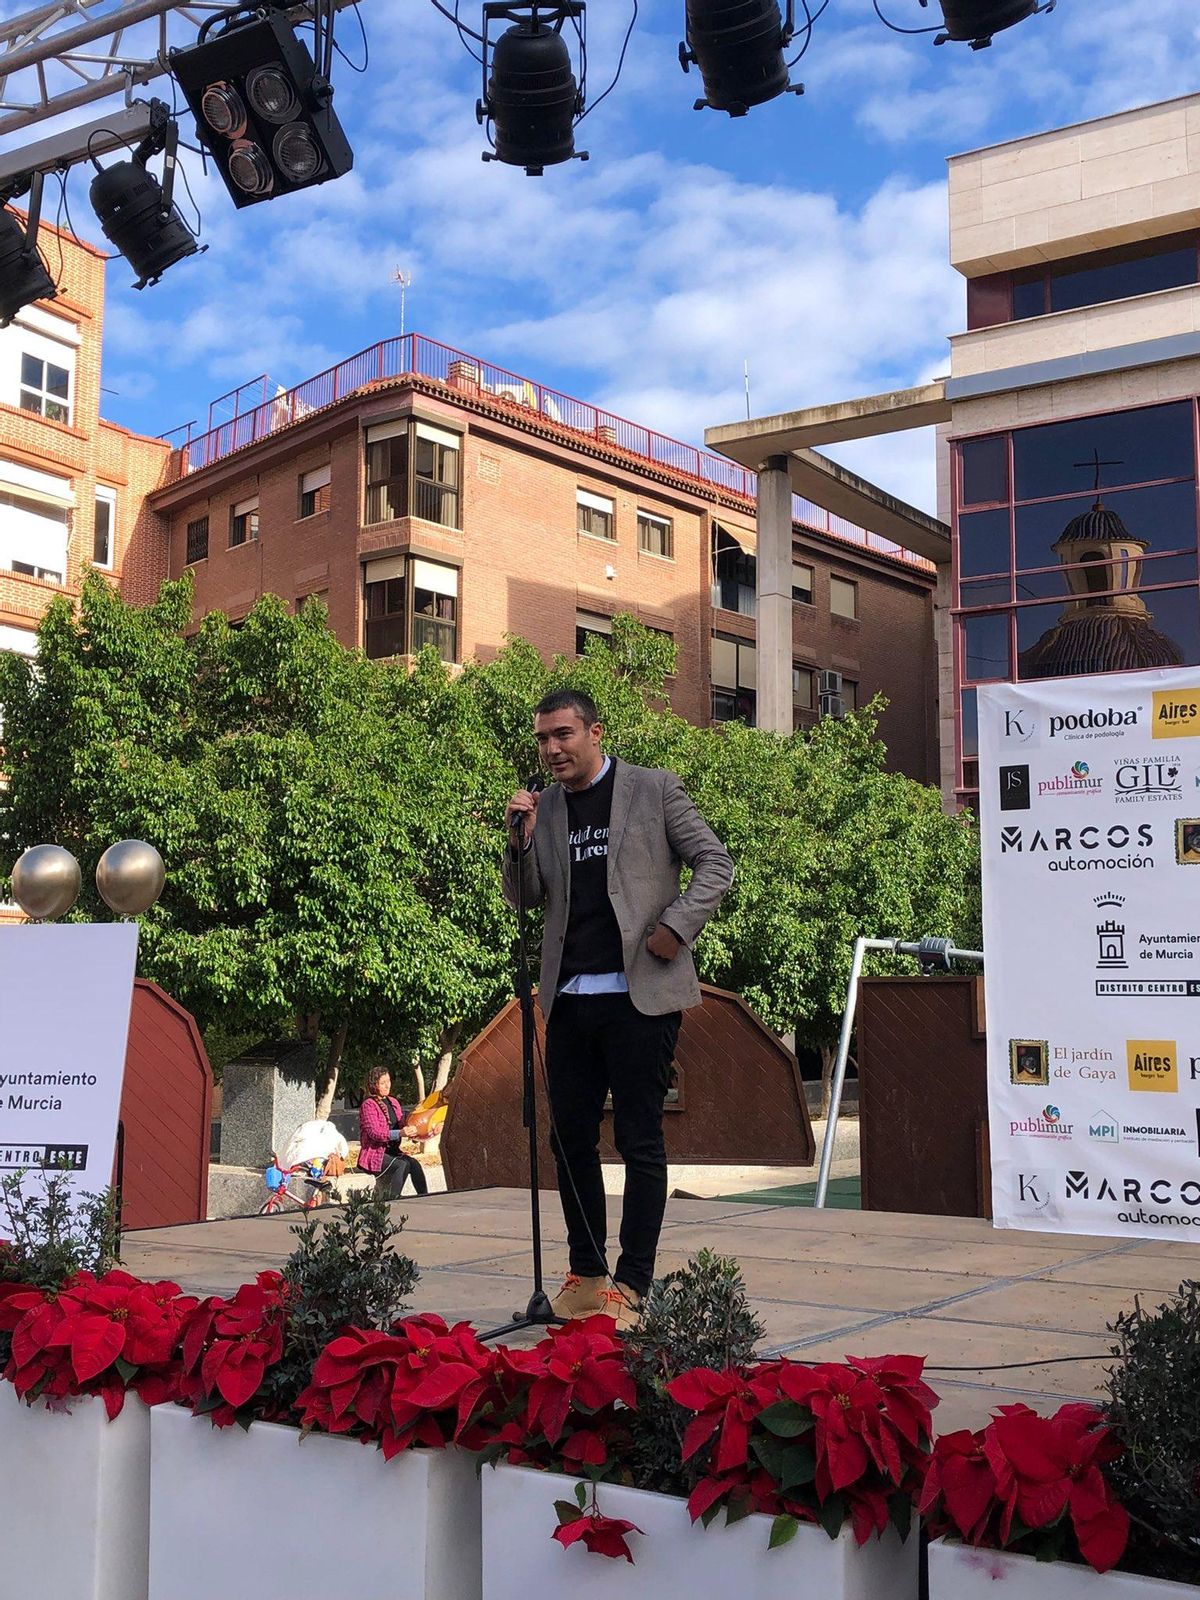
[373,1152,428,1199]
[544,991,681,1298]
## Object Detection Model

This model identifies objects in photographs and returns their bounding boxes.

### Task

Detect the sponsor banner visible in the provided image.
[0,924,138,1214]
[980,669,1200,1240]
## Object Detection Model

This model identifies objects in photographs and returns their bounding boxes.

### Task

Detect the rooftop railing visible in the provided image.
[161,333,935,572]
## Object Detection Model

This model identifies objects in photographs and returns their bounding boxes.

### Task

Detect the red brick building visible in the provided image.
[0,218,171,657]
[151,337,940,782]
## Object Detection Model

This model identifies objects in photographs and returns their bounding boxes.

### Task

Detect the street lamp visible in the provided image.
[170,6,353,207]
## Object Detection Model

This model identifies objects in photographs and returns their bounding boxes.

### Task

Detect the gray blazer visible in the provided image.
[502,759,733,1018]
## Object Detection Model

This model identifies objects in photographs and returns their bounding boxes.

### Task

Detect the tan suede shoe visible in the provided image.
[551,1273,608,1319]
[599,1283,644,1334]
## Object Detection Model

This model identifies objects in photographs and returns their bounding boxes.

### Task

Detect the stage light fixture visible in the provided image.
[477,2,588,176]
[88,112,201,290]
[921,0,1055,48]
[0,172,57,327]
[169,6,352,208]
[680,0,802,116]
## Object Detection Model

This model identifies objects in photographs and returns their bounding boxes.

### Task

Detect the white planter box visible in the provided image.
[481,1462,918,1600]
[149,1404,481,1600]
[929,1540,1199,1597]
[0,1387,151,1599]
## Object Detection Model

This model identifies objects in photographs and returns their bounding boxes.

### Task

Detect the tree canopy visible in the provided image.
[0,577,979,1096]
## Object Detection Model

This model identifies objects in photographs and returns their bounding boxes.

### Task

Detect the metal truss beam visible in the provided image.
[0,0,357,138]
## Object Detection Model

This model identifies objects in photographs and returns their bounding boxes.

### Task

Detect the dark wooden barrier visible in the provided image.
[118,980,214,1230]
[856,975,989,1218]
[441,984,813,1191]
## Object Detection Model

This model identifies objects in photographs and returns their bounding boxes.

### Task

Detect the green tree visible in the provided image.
[0,574,515,1112]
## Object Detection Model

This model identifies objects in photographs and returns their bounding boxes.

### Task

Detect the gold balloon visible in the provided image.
[95,839,166,917]
[11,844,82,921]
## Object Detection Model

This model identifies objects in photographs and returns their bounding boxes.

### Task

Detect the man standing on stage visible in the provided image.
[504,688,733,1332]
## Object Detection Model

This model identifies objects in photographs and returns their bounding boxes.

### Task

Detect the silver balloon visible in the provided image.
[96,839,166,917]
[11,844,82,921]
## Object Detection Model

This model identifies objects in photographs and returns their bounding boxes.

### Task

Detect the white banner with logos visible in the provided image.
[980,669,1200,1239]
[0,924,138,1217]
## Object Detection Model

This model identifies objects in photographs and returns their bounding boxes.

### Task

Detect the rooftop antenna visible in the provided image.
[392,265,413,341]
[743,358,751,420]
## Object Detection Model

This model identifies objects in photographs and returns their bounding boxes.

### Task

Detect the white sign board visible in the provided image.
[0,924,138,1214]
[979,670,1200,1240]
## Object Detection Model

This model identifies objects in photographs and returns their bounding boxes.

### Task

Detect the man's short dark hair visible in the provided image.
[534,688,599,726]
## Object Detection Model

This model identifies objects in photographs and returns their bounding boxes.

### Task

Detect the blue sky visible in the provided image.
[31,0,1200,510]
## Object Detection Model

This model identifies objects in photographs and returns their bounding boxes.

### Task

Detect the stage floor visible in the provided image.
[123,1188,1200,1433]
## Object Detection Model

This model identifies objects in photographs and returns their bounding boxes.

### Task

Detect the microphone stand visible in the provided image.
[481,798,562,1340]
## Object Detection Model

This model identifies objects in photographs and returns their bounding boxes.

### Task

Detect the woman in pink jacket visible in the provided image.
[357,1065,428,1198]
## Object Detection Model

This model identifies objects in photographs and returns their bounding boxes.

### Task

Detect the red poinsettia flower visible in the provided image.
[3,1269,195,1420]
[177,1271,291,1424]
[553,1510,643,1563]
[919,1428,997,1544]
[845,1353,939,1449]
[667,1365,775,1475]
[509,1318,635,1446]
[985,1402,1130,1574]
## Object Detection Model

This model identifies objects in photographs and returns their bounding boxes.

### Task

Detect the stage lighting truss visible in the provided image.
[919,0,1056,48]
[680,0,804,117]
[169,5,353,208]
[477,2,588,176]
[0,170,57,327]
[88,104,203,290]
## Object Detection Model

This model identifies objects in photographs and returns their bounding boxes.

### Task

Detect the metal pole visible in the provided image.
[815,935,873,1208]
[813,936,984,1208]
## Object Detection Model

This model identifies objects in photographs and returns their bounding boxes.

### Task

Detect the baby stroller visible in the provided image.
[259,1118,349,1216]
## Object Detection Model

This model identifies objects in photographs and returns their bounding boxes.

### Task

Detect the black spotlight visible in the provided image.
[0,172,57,327]
[477,2,587,176]
[680,0,803,116]
[922,0,1055,48]
[89,110,201,290]
[170,5,352,207]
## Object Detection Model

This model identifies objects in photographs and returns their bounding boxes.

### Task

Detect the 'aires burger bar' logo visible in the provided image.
[1049,705,1142,742]
[1127,1039,1179,1093]
[1153,690,1200,741]
[1000,822,1154,872]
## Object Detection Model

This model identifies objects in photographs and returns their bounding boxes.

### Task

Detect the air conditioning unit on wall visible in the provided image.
[818,669,842,696]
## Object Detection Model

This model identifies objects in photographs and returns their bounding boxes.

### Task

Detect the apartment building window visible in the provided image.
[576,610,612,655]
[363,555,458,663]
[712,524,755,615]
[792,664,814,723]
[185,516,209,564]
[711,633,756,725]
[637,511,673,558]
[843,678,858,711]
[577,489,615,540]
[792,562,813,604]
[229,497,259,548]
[298,464,331,518]
[830,575,858,619]
[93,487,116,567]
[0,469,70,584]
[365,421,460,528]
[19,351,71,425]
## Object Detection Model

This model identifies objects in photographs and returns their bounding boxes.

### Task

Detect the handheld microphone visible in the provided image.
[509,774,545,846]
[524,774,546,796]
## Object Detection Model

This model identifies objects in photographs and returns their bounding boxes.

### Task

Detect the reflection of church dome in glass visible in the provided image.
[1019,492,1183,681]
[1053,500,1146,549]
[1019,612,1183,679]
